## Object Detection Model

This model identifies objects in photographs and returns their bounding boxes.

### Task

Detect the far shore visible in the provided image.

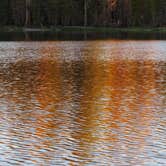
[0,26,166,33]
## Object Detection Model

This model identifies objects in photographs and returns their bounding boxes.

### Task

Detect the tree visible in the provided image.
[25,0,31,26]
[0,0,8,25]
[0,0,165,27]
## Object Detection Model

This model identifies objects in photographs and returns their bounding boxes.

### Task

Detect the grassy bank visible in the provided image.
[0,26,166,33]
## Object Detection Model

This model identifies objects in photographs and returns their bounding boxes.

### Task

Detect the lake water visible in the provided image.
[0,31,166,41]
[0,40,165,165]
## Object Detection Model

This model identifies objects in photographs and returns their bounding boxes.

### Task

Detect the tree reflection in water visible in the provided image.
[0,41,165,165]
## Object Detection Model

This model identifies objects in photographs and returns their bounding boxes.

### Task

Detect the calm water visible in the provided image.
[0,41,165,165]
[0,31,166,41]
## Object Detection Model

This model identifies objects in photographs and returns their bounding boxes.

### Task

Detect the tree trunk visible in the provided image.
[25,0,31,26]
[84,0,87,27]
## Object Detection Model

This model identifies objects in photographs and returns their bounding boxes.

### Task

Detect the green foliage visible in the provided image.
[0,0,165,27]
[0,1,10,25]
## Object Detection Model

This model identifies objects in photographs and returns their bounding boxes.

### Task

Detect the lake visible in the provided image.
[0,31,166,41]
[0,40,165,165]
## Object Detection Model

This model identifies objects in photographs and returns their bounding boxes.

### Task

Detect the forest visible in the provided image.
[0,0,165,27]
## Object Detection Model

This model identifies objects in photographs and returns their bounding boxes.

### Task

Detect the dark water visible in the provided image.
[0,41,165,165]
[0,31,166,41]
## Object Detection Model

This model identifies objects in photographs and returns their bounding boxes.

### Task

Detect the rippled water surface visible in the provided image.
[0,41,165,165]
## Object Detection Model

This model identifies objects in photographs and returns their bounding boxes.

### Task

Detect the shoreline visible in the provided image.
[0,26,166,33]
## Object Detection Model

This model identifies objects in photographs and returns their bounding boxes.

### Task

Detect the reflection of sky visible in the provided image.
[0,41,165,165]
[0,41,166,62]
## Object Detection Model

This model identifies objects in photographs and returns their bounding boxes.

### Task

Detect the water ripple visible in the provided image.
[0,41,165,165]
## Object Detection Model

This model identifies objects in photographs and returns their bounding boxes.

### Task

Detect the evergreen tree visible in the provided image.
[0,0,165,27]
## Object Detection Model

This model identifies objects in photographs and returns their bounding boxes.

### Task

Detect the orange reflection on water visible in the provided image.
[0,41,165,165]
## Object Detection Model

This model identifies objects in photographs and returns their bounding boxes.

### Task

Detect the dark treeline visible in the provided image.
[0,0,165,27]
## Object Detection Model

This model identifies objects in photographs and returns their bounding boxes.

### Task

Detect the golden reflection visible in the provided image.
[0,41,165,165]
